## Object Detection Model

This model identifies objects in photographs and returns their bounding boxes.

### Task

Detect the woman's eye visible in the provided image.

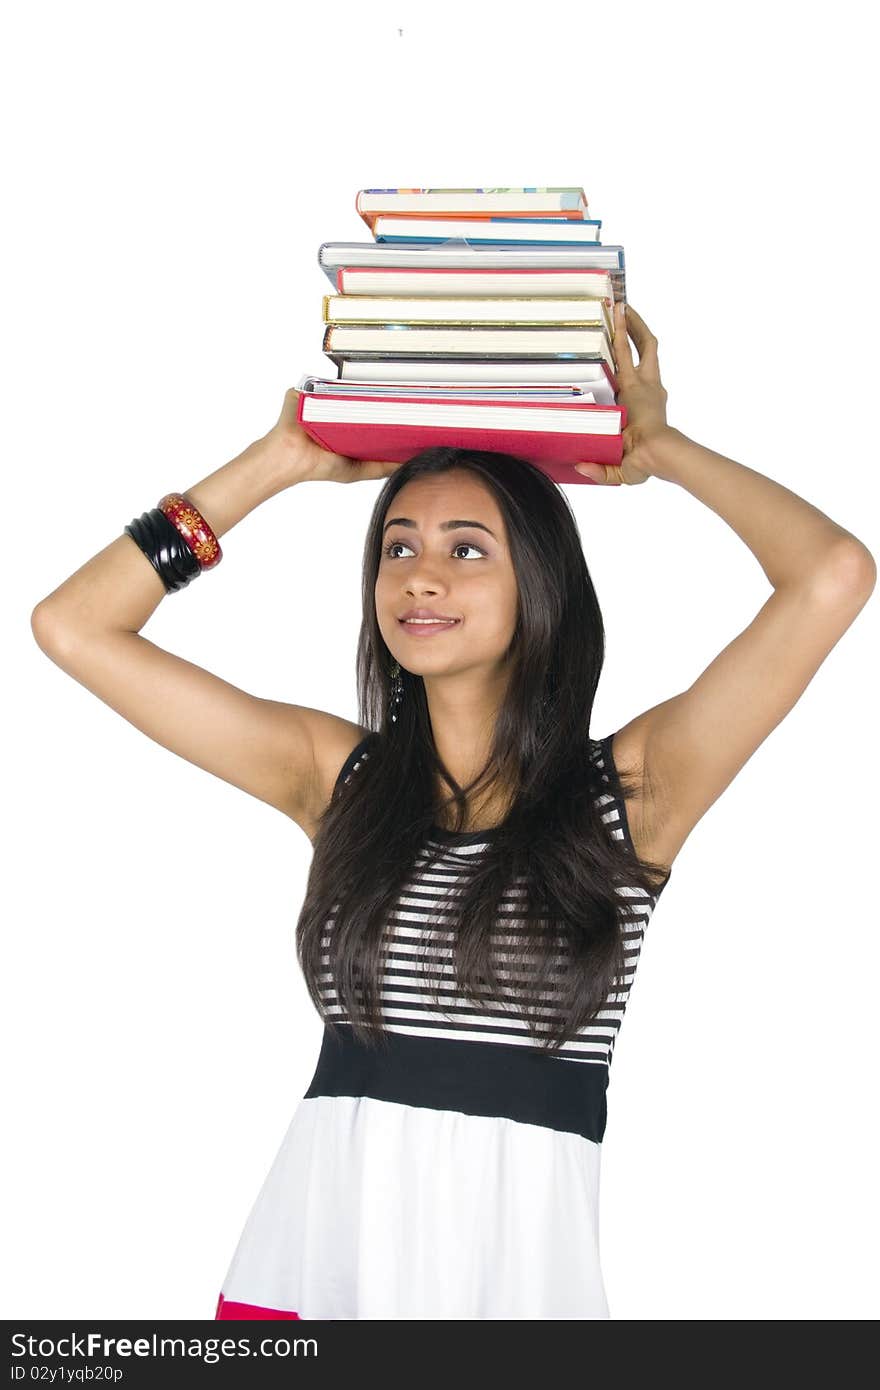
[383,540,485,560]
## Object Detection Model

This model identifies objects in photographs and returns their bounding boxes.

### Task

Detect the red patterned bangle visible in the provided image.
[157,493,222,571]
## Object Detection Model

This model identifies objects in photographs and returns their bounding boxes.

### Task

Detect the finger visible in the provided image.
[343,457,402,481]
[574,461,626,485]
[612,300,634,376]
[622,304,661,377]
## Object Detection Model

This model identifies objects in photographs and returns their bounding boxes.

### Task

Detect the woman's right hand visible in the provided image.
[265,386,403,485]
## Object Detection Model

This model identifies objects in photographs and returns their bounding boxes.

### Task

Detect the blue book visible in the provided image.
[373,216,602,246]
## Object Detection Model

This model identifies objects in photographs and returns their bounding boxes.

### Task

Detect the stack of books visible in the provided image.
[295,187,626,484]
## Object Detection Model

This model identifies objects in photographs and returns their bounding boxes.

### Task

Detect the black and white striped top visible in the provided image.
[318,732,670,1070]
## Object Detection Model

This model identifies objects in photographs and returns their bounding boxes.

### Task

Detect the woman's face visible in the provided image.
[375,470,519,683]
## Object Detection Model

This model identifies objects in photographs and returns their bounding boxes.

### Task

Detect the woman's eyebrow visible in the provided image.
[382,517,498,540]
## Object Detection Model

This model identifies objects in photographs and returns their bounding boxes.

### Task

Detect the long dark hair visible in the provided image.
[295,446,668,1054]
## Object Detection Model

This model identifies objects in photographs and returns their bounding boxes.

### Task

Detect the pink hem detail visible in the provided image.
[215,1291,301,1319]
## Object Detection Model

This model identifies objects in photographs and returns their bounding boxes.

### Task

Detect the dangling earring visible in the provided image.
[389,658,404,723]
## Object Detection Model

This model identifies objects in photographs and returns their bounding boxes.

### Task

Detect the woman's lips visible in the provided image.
[398,618,461,636]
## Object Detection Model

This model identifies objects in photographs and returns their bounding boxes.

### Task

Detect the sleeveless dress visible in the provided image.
[215,731,670,1321]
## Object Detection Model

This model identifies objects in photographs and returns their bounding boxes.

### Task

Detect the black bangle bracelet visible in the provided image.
[124,508,203,594]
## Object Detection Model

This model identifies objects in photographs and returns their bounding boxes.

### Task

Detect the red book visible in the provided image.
[296,391,624,485]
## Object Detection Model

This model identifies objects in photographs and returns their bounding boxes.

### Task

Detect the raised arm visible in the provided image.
[576,304,877,871]
[30,390,398,838]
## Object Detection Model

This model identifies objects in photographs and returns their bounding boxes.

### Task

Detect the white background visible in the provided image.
[3,0,878,1321]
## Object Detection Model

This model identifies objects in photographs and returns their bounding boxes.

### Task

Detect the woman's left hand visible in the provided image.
[575,301,672,486]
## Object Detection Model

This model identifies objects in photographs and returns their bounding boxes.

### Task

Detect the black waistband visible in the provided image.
[304,1022,609,1143]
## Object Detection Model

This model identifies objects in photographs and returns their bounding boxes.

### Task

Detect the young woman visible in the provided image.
[31,303,875,1320]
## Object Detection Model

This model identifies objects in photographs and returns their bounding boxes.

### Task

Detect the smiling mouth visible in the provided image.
[398,617,461,629]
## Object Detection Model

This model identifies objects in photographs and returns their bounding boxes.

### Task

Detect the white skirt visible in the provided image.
[215,1085,609,1321]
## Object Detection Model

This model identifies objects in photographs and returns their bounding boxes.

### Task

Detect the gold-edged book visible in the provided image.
[322,294,612,336]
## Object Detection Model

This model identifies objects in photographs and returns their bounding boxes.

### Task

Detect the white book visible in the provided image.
[323,295,612,330]
[336,267,615,299]
[336,358,617,405]
[323,325,614,371]
[298,375,598,404]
